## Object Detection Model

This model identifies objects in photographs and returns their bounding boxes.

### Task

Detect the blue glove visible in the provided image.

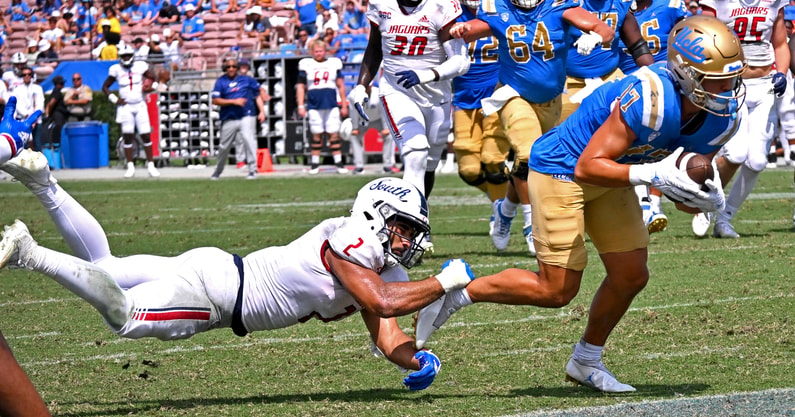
[0,97,40,157]
[772,72,787,97]
[403,350,441,391]
[395,70,422,89]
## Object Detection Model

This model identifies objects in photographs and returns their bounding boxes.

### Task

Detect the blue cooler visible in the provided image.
[64,122,102,169]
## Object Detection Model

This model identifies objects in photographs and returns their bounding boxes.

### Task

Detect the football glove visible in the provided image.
[403,350,441,391]
[573,31,603,56]
[0,97,40,158]
[350,84,370,124]
[434,259,475,293]
[395,70,436,89]
[772,72,787,97]
[628,147,701,203]
[682,162,725,213]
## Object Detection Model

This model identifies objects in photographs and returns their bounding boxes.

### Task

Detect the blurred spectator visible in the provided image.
[146,33,164,61]
[64,20,84,45]
[122,0,154,27]
[181,4,205,40]
[155,0,180,24]
[57,8,75,34]
[322,27,340,56]
[152,27,182,69]
[239,6,272,49]
[37,11,66,52]
[92,19,120,59]
[98,6,122,44]
[295,28,311,52]
[60,0,78,17]
[292,0,317,36]
[10,67,44,150]
[0,13,13,40]
[44,75,68,148]
[687,0,701,14]
[25,40,39,66]
[6,0,32,22]
[340,0,366,34]
[38,0,60,19]
[315,6,338,35]
[75,0,97,40]
[0,35,5,64]
[34,39,58,78]
[179,0,201,14]
[209,0,241,14]
[132,36,149,58]
[63,71,92,120]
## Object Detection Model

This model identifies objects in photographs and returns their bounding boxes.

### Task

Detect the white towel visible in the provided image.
[481,84,521,116]
[568,77,605,104]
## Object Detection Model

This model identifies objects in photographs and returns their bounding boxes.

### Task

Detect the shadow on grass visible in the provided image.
[508,382,710,398]
[54,388,466,417]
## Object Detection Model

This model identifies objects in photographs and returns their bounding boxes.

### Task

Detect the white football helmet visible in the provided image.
[351,178,430,268]
[119,44,135,67]
[339,118,353,142]
[11,52,26,75]
[668,16,747,117]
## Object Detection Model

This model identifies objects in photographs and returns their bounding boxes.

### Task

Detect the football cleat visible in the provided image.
[337,166,350,174]
[0,220,38,270]
[413,294,460,350]
[488,214,495,236]
[712,221,740,238]
[645,211,668,234]
[0,149,57,193]
[691,212,713,237]
[124,162,135,178]
[246,172,257,180]
[308,167,319,175]
[146,161,160,178]
[490,199,514,251]
[523,225,536,257]
[564,357,636,393]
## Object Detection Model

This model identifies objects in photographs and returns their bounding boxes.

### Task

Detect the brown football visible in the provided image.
[676,152,714,191]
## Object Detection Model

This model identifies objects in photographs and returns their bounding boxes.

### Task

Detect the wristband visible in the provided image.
[108,93,119,104]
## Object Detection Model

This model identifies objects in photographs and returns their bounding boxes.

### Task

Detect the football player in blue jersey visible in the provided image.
[616,0,687,234]
[449,0,614,256]
[560,0,655,122]
[451,0,511,232]
[415,16,745,392]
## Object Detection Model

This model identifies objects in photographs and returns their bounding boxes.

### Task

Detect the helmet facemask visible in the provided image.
[375,203,430,269]
[460,0,480,10]
[671,55,746,117]
[509,0,543,10]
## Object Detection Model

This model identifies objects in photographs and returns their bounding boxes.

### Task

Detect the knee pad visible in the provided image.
[310,135,323,151]
[511,160,529,181]
[329,136,342,151]
[459,169,487,187]
[484,162,510,184]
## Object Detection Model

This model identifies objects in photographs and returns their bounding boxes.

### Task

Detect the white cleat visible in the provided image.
[124,162,136,178]
[691,212,713,238]
[308,167,319,175]
[441,161,457,174]
[490,199,514,251]
[0,220,38,270]
[523,225,536,257]
[146,161,160,178]
[713,221,740,239]
[645,211,668,234]
[0,149,57,192]
[565,357,636,393]
[413,294,460,350]
[488,214,495,236]
[337,166,349,174]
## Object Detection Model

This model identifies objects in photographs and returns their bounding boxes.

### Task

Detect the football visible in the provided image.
[676,152,714,191]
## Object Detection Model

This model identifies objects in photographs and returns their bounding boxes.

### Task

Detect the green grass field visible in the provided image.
[1,171,793,416]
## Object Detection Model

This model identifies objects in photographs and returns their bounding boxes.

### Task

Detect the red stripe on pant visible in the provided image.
[135,310,211,321]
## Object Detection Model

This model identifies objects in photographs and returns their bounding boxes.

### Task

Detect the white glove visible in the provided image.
[350,84,369,124]
[108,93,119,104]
[574,31,603,56]
[681,162,725,213]
[434,259,475,293]
[628,147,701,203]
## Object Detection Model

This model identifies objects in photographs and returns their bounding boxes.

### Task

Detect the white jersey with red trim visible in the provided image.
[108,61,149,104]
[367,0,462,106]
[701,0,787,67]
[240,216,409,331]
[298,57,344,92]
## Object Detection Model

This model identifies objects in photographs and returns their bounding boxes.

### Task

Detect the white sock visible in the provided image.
[311,155,320,165]
[572,339,603,364]
[521,204,532,229]
[445,152,455,164]
[333,154,342,164]
[649,195,663,213]
[720,165,760,223]
[501,198,518,218]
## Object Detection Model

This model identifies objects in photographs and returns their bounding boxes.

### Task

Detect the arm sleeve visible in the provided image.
[432,37,470,81]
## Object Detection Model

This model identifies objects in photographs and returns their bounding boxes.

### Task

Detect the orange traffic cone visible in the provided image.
[257,148,273,173]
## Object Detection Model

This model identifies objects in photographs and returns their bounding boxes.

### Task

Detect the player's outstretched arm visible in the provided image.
[563,6,614,48]
[361,311,441,391]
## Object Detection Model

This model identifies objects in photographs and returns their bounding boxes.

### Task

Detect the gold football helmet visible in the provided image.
[668,16,747,116]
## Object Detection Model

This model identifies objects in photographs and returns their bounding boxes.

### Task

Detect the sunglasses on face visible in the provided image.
[227,65,238,68]
[22,73,33,76]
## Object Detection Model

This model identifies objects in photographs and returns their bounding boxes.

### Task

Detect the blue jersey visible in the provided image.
[531,63,739,175]
[566,0,633,78]
[617,0,686,74]
[212,74,261,120]
[478,0,579,103]
[453,7,499,110]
